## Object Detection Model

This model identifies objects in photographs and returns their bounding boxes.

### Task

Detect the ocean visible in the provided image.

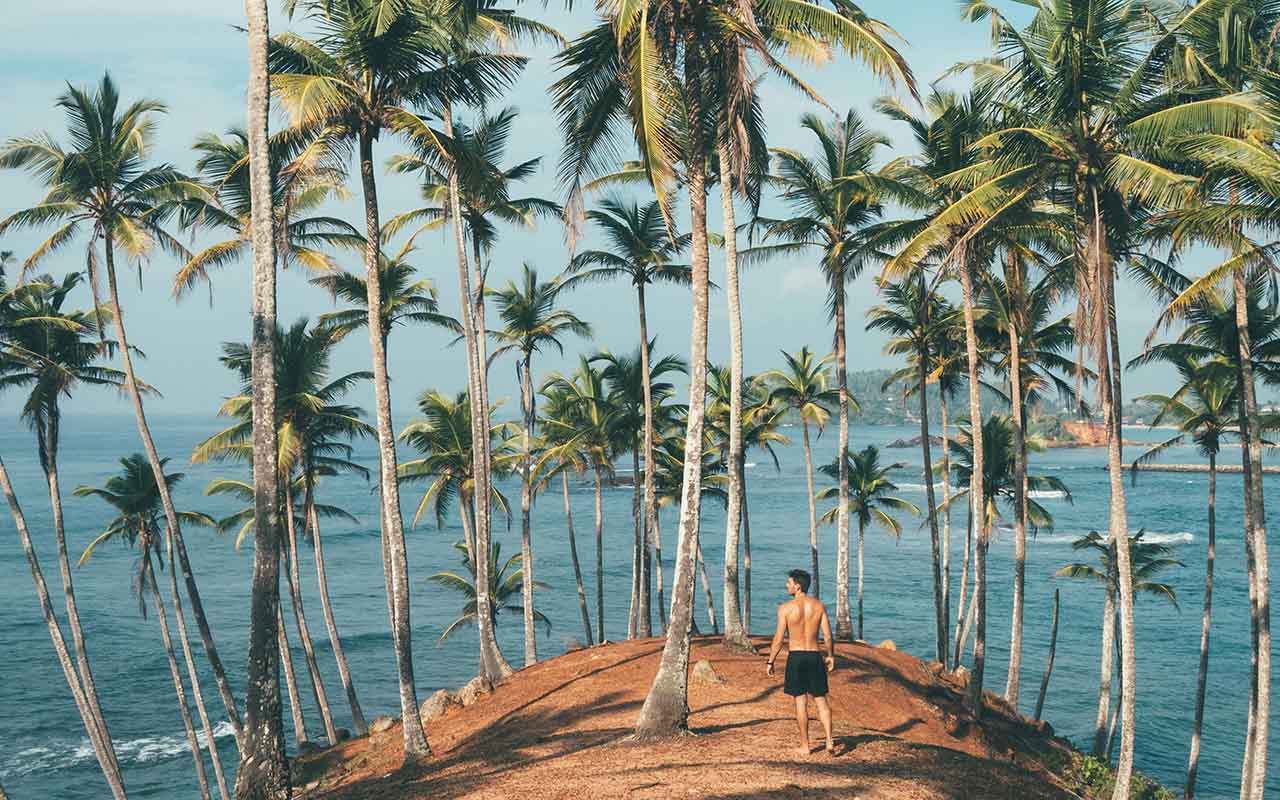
[1,414,1276,798]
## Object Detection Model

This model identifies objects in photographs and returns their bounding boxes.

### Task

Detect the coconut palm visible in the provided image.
[762,347,840,601]
[593,344,688,638]
[818,446,919,641]
[173,127,362,300]
[867,273,963,663]
[751,109,892,641]
[490,265,590,664]
[75,456,219,799]
[0,275,128,798]
[542,359,624,644]
[430,541,549,645]
[1130,354,1238,799]
[946,415,1071,534]
[0,73,243,741]
[195,318,375,737]
[311,243,459,345]
[564,198,692,638]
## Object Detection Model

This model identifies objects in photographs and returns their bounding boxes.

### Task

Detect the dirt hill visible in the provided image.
[295,636,1086,799]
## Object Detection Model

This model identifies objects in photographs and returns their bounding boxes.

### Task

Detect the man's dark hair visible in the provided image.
[788,569,811,594]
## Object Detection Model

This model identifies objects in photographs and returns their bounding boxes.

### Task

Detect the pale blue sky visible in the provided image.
[0,1,1177,419]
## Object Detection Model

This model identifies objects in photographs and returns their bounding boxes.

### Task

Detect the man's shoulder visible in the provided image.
[805,596,828,613]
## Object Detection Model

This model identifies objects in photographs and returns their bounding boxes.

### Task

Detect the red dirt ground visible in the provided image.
[294,636,1081,799]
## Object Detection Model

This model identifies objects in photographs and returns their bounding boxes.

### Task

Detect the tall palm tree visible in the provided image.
[593,344,688,638]
[197,318,375,737]
[752,109,891,641]
[542,360,623,645]
[76,456,219,799]
[0,72,243,744]
[818,446,918,641]
[1130,355,1237,800]
[564,198,691,638]
[762,347,839,601]
[429,541,549,645]
[490,265,590,663]
[867,273,962,663]
[173,127,362,300]
[0,277,128,798]
[311,243,458,345]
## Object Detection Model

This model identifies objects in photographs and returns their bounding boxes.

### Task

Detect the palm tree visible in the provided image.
[76,456,219,799]
[429,541,549,645]
[1056,529,1184,761]
[196,318,375,737]
[0,278,128,798]
[239,2,287,792]
[818,446,918,641]
[1130,355,1237,799]
[542,360,623,645]
[762,348,839,601]
[867,274,963,663]
[490,266,590,664]
[593,344,688,638]
[173,127,362,300]
[0,73,243,742]
[752,109,891,641]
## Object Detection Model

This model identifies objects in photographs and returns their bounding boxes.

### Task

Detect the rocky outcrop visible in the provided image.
[692,659,726,685]
[421,689,461,722]
[459,675,494,707]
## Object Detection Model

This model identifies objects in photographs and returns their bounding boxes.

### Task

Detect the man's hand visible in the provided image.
[766,660,775,677]
[825,655,835,673]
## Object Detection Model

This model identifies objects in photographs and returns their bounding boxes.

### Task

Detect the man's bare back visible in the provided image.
[766,570,835,757]
[779,594,833,655]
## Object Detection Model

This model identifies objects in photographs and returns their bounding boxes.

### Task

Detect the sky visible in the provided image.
[0,0,1183,422]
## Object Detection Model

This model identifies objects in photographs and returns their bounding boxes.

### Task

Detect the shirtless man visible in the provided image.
[765,569,835,757]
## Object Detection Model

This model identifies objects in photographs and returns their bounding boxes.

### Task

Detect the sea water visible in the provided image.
[1,415,1276,798]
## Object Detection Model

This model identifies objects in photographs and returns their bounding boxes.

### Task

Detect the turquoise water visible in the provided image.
[1,414,1276,798]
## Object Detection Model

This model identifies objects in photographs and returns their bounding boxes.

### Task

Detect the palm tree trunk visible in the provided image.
[591,465,606,643]
[236,5,286,793]
[1,455,128,799]
[654,502,666,632]
[1034,588,1060,722]
[629,446,641,640]
[1238,397,1258,800]
[741,466,752,635]
[167,523,231,800]
[698,533,719,635]
[941,399,953,653]
[42,416,123,779]
[1186,452,1216,799]
[357,129,430,758]
[1004,252,1028,707]
[632,445,649,637]
[916,353,945,664]
[1234,268,1271,800]
[634,50,711,737]
[1106,611,1123,762]
[801,422,821,600]
[952,494,973,670]
[277,598,307,746]
[305,486,366,735]
[102,237,243,744]
[719,144,750,652]
[520,353,538,664]
[1092,221,1136,794]
[834,282,853,641]
[443,103,510,683]
[145,549,212,800]
[957,563,978,665]
[282,491,336,745]
[856,517,866,640]
[637,282,658,637]
[562,472,594,646]
[956,245,987,716]
[459,493,478,566]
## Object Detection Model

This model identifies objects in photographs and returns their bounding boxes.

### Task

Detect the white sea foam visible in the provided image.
[1028,489,1069,500]
[897,481,949,493]
[1032,530,1195,546]
[1,721,236,778]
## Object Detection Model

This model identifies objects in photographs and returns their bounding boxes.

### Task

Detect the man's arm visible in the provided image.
[820,604,835,672]
[766,605,787,676]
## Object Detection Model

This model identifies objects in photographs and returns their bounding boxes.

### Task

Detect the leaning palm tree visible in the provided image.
[867,273,963,663]
[0,276,128,798]
[0,72,243,744]
[752,109,892,641]
[818,446,918,641]
[762,347,839,601]
[490,266,590,664]
[430,541,550,645]
[76,456,219,800]
[1130,355,1237,799]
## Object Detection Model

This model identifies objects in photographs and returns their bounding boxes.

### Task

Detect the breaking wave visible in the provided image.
[2,720,236,778]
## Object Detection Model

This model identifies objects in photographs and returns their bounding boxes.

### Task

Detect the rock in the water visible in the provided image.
[459,675,494,706]
[877,639,897,651]
[369,715,397,734]
[563,637,584,652]
[691,659,726,685]
[335,727,353,743]
[421,689,461,721]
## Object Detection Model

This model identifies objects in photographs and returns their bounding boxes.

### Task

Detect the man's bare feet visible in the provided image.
[795,744,812,758]
[825,741,835,756]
